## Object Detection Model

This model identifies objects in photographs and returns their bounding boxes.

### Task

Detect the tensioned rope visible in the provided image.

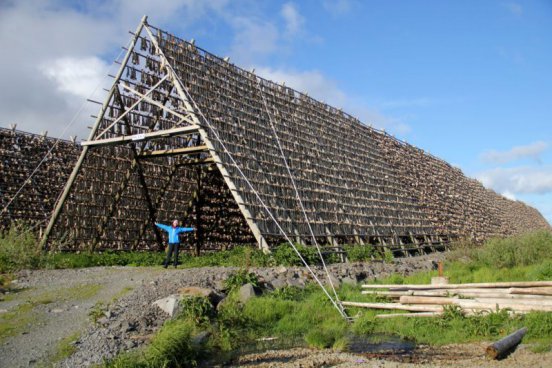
[255,79,346,316]
[0,47,127,218]
[182,84,347,318]
[144,25,347,318]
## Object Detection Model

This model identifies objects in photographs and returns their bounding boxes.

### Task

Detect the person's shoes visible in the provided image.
[174,265,177,269]
[163,264,168,269]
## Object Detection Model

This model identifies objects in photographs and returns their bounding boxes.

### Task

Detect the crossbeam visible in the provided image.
[137,145,208,158]
[81,126,200,147]
[176,157,215,166]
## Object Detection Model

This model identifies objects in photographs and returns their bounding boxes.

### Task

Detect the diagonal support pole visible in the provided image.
[40,15,149,250]
[143,23,269,252]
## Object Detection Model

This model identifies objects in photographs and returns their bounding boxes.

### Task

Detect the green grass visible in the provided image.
[0,302,38,341]
[41,332,80,367]
[102,231,552,366]
[1,223,399,274]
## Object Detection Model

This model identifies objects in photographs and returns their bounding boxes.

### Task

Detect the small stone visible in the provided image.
[51,308,64,313]
[275,266,287,274]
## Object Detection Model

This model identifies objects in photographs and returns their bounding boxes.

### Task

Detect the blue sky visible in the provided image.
[1,0,551,224]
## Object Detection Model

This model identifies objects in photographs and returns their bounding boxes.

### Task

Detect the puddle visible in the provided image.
[203,334,414,366]
[347,333,415,354]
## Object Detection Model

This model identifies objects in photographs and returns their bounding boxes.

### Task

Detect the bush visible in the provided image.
[224,269,259,291]
[0,223,41,273]
[344,245,375,262]
[179,296,215,324]
[271,243,321,266]
[475,231,552,268]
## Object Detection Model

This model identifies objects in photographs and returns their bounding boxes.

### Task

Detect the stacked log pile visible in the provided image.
[342,281,552,317]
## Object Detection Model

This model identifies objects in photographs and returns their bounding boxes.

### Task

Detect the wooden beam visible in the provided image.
[137,145,208,158]
[81,125,200,147]
[175,157,215,166]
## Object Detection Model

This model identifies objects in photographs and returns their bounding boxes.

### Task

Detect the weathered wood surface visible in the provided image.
[362,281,552,290]
[486,327,528,360]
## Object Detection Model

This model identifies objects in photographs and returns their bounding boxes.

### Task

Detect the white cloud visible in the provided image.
[255,66,410,136]
[281,2,305,36]
[229,17,280,65]
[477,166,552,195]
[480,141,548,164]
[40,57,109,99]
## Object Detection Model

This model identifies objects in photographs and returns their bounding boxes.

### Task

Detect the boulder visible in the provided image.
[178,286,223,306]
[152,294,181,317]
[238,283,258,303]
[269,278,286,290]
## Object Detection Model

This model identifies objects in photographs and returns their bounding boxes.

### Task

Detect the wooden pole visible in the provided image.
[486,327,528,360]
[39,15,148,250]
[341,301,444,312]
[362,281,552,290]
[510,287,552,296]
[375,312,442,319]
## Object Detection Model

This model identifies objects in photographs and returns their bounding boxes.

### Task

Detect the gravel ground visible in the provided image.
[5,253,548,368]
[234,343,552,368]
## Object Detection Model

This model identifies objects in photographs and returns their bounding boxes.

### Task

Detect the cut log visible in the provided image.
[361,281,552,290]
[399,296,456,305]
[361,290,450,297]
[375,312,442,319]
[510,287,552,296]
[474,297,552,306]
[456,292,552,300]
[486,327,528,359]
[341,301,443,312]
[454,300,552,313]
[398,296,552,312]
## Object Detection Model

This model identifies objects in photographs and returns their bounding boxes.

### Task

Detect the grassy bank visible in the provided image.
[0,224,391,274]
[104,231,552,367]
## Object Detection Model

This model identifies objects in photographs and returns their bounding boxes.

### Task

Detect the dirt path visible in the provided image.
[0,267,163,368]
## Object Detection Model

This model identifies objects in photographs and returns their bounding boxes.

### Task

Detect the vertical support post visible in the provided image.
[194,167,204,256]
[39,15,149,249]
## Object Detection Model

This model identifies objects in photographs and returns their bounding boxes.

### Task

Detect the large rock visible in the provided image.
[269,278,286,290]
[152,294,181,317]
[238,283,258,303]
[178,286,223,306]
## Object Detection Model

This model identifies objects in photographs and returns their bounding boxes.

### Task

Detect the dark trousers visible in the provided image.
[164,243,180,267]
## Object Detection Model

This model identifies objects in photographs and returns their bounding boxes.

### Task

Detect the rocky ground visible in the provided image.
[1,253,550,367]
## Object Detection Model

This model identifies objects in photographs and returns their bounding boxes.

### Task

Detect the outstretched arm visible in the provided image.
[155,223,170,232]
[177,227,195,233]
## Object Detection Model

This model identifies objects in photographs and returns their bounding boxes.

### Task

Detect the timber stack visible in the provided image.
[343,281,552,318]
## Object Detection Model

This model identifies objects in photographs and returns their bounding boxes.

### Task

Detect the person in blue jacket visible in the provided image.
[155,220,195,268]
